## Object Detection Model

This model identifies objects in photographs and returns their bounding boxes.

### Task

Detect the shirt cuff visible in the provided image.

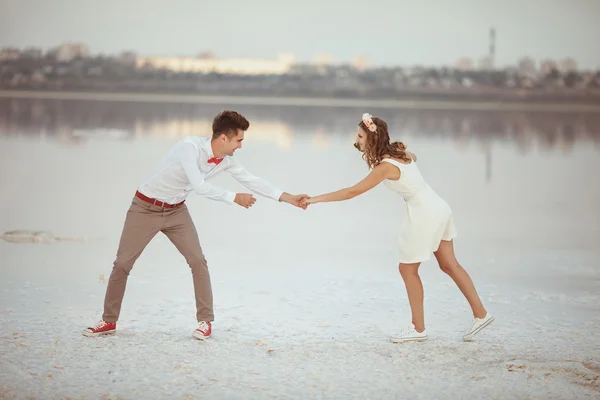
[223,191,236,205]
[273,189,285,202]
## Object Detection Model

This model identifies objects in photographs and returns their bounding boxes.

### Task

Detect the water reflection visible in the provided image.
[1,98,599,157]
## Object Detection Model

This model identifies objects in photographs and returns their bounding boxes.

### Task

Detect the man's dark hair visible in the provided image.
[212,110,250,139]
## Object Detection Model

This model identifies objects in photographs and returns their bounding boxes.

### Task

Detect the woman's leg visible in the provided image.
[398,262,425,332]
[434,240,487,319]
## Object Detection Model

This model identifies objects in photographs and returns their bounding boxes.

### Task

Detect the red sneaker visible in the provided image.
[82,320,116,337]
[192,321,212,340]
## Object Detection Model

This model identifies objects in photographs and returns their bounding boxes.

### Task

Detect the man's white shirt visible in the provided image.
[137,136,284,205]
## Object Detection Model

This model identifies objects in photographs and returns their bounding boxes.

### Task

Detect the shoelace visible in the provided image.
[92,320,109,330]
[196,322,210,331]
[399,325,418,337]
[467,318,482,333]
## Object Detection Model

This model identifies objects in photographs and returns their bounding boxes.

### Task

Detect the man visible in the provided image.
[83,110,307,340]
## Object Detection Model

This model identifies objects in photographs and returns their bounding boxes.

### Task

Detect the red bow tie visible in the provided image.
[207,157,223,165]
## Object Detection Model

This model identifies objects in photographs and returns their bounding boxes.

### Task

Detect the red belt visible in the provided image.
[135,190,185,208]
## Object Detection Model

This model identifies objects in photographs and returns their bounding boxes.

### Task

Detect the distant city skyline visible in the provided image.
[1,0,599,69]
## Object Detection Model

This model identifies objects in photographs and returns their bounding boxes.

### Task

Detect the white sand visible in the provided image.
[1,121,599,399]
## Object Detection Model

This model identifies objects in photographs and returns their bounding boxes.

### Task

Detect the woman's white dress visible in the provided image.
[381,157,457,263]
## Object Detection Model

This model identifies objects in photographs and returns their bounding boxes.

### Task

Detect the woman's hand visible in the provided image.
[300,196,317,207]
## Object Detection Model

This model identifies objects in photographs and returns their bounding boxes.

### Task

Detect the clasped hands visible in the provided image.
[234,193,315,209]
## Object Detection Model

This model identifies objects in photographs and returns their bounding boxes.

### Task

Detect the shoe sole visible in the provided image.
[192,332,211,340]
[390,336,428,343]
[82,329,116,337]
[462,316,494,342]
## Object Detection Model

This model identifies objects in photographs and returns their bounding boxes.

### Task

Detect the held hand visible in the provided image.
[290,193,310,210]
[281,193,310,210]
[301,197,317,206]
[234,193,256,209]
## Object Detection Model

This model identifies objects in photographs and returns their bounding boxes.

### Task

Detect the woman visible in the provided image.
[303,113,493,342]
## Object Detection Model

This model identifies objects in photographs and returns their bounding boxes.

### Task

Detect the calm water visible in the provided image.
[0,98,599,297]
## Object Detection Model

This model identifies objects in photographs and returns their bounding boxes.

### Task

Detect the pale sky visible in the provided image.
[1,0,599,69]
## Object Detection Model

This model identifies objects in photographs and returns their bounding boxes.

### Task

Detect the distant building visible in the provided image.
[455,57,474,71]
[22,47,43,59]
[558,58,578,74]
[0,48,20,61]
[197,51,216,60]
[119,51,138,66]
[136,53,296,75]
[518,57,537,77]
[50,43,89,62]
[539,59,558,75]
[352,55,370,72]
[314,53,334,66]
[478,55,494,71]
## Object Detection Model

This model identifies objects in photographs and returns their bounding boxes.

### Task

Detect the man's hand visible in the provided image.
[279,193,310,210]
[234,193,256,209]
[300,196,313,207]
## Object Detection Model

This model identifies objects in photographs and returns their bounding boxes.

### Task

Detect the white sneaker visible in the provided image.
[390,324,428,343]
[462,313,494,341]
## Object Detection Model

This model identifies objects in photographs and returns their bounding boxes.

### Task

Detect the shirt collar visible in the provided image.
[201,137,227,162]
[201,137,216,159]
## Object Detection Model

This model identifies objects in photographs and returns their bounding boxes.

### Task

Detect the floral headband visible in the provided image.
[362,113,377,132]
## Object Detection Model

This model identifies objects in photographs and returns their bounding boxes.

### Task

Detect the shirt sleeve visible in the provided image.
[173,141,236,204]
[225,157,284,201]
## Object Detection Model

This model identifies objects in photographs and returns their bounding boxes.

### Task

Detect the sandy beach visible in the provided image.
[1,99,599,399]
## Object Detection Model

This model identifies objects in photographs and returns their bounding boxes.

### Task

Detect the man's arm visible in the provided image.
[174,141,237,204]
[226,158,307,208]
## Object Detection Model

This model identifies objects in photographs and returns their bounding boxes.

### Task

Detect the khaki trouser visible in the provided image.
[102,196,213,323]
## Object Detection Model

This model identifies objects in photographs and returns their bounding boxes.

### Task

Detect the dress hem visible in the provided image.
[398,235,457,264]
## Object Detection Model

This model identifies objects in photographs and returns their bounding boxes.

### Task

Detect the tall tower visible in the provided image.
[489,28,496,69]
